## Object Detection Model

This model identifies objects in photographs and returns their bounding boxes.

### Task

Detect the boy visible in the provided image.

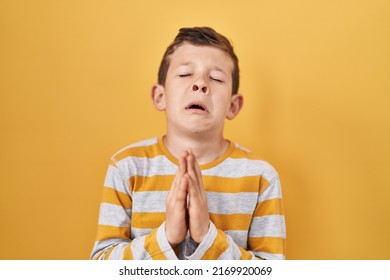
[90,27,286,260]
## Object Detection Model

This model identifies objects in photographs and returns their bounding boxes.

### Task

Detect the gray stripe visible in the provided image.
[108,242,129,260]
[112,137,158,158]
[254,251,285,260]
[184,236,198,258]
[132,191,258,214]
[98,203,131,227]
[217,235,242,260]
[131,235,152,260]
[223,230,248,249]
[186,222,218,260]
[202,158,277,179]
[116,156,177,177]
[258,178,282,203]
[104,165,131,195]
[128,138,158,148]
[131,227,153,239]
[206,192,257,214]
[132,191,168,213]
[115,156,278,179]
[249,215,286,238]
[90,239,123,260]
[156,223,178,260]
[234,143,251,152]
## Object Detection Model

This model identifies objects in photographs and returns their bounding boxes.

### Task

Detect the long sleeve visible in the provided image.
[90,161,178,260]
[185,175,286,260]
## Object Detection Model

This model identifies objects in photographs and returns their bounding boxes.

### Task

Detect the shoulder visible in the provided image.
[110,137,160,164]
[229,142,279,182]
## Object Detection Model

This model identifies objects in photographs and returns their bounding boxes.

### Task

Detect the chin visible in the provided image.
[189,126,215,136]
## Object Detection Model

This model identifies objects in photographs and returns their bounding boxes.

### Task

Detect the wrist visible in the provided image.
[190,222,210,244]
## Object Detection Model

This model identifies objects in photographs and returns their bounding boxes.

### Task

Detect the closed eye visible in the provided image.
[179,74,192,77]
[210,77,224,83]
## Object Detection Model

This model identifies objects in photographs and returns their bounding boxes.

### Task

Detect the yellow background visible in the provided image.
[1,0,389,259]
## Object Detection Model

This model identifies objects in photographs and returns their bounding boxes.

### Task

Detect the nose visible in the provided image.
[192,81,209,95]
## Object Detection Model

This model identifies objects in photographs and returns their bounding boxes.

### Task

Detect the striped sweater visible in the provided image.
[91,137,286,260]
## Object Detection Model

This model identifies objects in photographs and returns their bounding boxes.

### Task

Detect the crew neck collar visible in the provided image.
[157,136,234,170]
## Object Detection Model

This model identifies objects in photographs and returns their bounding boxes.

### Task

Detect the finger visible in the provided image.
[177,173,189,205]
[192,155,204,191]
[186,151,202,190]
[178,151,188,177]
[185,151,196,180]
[186,171,196,198]
[187,171,202,202]
[170,152,187,195]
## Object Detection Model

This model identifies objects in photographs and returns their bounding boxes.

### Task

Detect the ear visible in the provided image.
[151,83,166,111]
[226,93,244,120]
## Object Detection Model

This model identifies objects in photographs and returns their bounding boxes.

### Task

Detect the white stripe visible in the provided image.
[108,242,129,260]
[234,142,251,152]
[131,235,152,260]
[90,239,123,260]
[112,137,158,158]
[202,158,278,179]
[258,178,282,203]
[98,203,131,227]
[156,223,178,260]
[131,227,153,239]
[186,222,218,260]
[223,230,249,249]
[116,155,177,177]
[249,215,286,238]
[132,191,168,213]
[128,137,158,148]
[115,156,278,179]
[104,165,131,195]
[206,192,258,214]
[98,246,114,260]
[132,191,259,214]
[217,235,242,260]
[255,251,285,260]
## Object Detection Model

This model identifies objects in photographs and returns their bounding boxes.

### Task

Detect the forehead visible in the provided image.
[169,43,233,72]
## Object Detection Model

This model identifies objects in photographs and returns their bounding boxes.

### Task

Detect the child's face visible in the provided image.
[153,43,241,136]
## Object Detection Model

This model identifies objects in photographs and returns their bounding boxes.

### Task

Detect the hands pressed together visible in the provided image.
[165,151,210,247]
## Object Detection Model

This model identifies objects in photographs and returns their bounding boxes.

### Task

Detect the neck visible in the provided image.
[163,130,229,165]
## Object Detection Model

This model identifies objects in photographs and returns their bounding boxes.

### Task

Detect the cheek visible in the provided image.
[164,94,183,111]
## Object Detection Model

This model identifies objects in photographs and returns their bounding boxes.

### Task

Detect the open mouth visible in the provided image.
[185,102,209,113]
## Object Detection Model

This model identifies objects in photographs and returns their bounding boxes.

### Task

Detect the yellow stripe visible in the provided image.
[144,229,167,260]
[113,143,162,162]
[93,250,105,260]
[96,225,130,241]
[254,198,284,216]
[131,212,166,229]
[239,247,254,260]
[123,243,134,260]
[131,175,261,193]
[248,237,285,255]
[209,213,252,231]
[101,187,132,208]
[157,136,236,169]
[229,148,252,159]
[201,230,229,260]
[103,246,116,260]
[259,177,270,196]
